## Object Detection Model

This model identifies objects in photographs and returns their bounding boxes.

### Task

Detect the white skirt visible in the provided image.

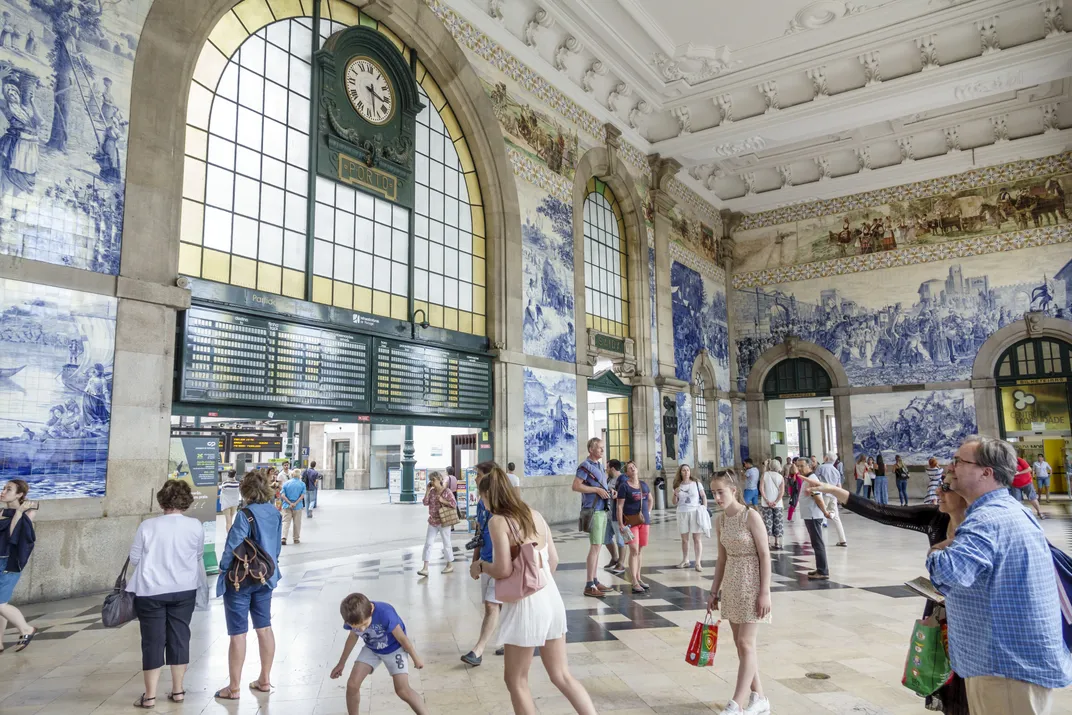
[497,573,568,647]
[677,508,704,534]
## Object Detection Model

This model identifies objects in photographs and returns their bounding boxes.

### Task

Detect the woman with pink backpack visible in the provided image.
[476,464,597,715]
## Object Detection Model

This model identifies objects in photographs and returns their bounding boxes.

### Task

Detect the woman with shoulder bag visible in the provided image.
[214,471,282,702]
[127,479,205,708]
[672,464,706,571]
[481,464,597,715]
[418,472,457,577]
[894,456,910,506]
[0,479,38,653]
[616,461,652,594]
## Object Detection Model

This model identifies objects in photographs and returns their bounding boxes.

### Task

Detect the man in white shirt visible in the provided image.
[1032,454,1053,504]
[505,462,521,488]
[815,451,848,547]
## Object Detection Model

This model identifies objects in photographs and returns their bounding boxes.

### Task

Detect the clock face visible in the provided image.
[344,57,395,125]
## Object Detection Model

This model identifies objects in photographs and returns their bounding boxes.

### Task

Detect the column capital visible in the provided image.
[647,154,681,195]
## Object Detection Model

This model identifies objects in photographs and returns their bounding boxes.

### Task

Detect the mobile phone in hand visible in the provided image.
[24,500,40,511]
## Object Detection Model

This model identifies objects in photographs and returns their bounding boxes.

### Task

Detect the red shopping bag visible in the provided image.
[685,615,720,666]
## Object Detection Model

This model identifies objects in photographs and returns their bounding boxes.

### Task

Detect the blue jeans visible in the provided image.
[855,479,864,496]
[306,488,318,516]
[873,476,889,505]
[896,478,909,506]
[223,583,273,636]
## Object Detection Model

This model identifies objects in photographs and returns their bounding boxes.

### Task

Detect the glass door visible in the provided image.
[334,441,349,490]
[606,396,632,463]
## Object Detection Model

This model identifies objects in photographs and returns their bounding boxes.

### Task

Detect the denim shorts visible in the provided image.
[1037,478,1050,489]
[223,583,273,636]
[743,488,760,506]
[606,516,624,547]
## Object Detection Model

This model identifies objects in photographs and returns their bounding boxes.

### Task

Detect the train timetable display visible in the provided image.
[181,307,371,411]
[373,339,492,419]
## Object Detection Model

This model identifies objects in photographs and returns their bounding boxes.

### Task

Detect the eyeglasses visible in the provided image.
[952,457,980,467]
[940,482,954,492]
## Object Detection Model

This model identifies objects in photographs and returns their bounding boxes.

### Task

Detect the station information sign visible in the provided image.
[372,338,493,420]
[179,307,493,421]
[180,307,371,411]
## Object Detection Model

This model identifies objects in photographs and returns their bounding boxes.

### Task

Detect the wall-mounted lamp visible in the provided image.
[411,308,430,330]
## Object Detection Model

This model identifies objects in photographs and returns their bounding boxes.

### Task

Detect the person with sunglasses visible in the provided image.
[802,464,970,714]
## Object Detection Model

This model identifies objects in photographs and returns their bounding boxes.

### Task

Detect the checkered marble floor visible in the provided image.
[2,498,1071,715]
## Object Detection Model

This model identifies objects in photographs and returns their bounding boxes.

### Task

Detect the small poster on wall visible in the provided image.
[387,467,402,502]
[168,437,221,573]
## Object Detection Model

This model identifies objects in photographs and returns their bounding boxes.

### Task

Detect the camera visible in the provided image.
[465,531,484,551]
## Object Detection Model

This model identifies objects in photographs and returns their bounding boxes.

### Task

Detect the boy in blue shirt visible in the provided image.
[331,593,428,715]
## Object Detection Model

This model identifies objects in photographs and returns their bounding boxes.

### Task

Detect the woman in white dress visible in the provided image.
[672,463,707,571]
[482,465,596,715]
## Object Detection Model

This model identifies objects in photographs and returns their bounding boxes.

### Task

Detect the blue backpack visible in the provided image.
[1051,542,1072,650]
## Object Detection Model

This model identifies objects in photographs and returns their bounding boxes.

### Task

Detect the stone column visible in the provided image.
[347,423,372,490]
[630,378,657,477]
[649,155,681,382]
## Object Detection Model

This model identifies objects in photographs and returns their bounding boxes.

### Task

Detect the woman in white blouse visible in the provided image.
[671,464,707,571]
[127,479,206,708]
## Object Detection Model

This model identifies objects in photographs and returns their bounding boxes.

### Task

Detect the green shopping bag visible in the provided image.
[685,615,719,667]
[901,619,953,696]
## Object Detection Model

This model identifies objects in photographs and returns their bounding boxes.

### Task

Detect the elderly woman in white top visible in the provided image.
[127,479,206,709]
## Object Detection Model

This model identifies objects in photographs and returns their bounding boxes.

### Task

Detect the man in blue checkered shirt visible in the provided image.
[927,435,1071,715]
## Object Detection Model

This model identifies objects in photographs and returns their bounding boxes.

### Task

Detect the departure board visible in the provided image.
[180,308,371,411]
[230,435,284,452]
[372,339,493,419]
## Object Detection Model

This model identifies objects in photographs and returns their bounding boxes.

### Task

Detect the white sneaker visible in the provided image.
[718,701,744,715]
[744,692,770,714]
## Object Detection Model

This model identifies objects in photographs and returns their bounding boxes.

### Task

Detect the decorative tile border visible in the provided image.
[509,148,572,203]
[739,152,1072,231]
[617,140,651,180]
[670,240,726,284]
[731,223,1072,288]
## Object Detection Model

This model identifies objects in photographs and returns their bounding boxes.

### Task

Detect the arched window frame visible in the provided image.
[582,178,629,339]
[995,337,1072,382]
[178,0,486,336]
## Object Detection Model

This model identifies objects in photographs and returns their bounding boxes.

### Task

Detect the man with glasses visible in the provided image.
[927,436,1070,715]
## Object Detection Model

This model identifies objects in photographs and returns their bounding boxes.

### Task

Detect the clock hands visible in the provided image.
[366,84,388,106]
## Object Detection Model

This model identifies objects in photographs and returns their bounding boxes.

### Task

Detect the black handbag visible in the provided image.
[226,508,276,592]
[101,558,137,628]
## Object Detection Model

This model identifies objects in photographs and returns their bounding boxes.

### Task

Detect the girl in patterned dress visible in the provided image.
[707,470,772,715]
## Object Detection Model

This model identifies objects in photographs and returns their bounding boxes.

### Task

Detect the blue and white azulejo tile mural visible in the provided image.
[676,391,692,467]
[671,260,729,390]
[521,184,576,362]
[652,386,662,471]
[734,242,1072,389]
[0,278,115,498]
[850,389,976,466]
[0,0,152,274]
[717,399,734,468]
[522,367,577,477]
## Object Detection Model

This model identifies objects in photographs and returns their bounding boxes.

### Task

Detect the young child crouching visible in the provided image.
[330,593,429,715]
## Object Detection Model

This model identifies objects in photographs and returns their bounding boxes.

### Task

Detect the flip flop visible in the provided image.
[214,687,240,700]
[14,627,37,652]
[249,680,272,693]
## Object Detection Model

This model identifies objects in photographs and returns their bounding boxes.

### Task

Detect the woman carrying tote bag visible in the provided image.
[126,479,205,708]
[418,472,457,577]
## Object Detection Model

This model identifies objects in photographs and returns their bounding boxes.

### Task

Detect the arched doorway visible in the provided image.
[993,336,1072,495]
[744,340,852,471]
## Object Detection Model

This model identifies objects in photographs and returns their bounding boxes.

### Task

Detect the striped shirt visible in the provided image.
[924,466,943,504]
[926,488,1072,688]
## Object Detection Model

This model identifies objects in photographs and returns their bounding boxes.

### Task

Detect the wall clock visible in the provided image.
[343,56,395,125]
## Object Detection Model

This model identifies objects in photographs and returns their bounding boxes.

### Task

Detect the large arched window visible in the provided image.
[179,1,486,335]
[582,178,629,338]
[996,338,1072,381]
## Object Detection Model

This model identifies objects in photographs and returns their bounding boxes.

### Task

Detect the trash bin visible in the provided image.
[653,476,667,511]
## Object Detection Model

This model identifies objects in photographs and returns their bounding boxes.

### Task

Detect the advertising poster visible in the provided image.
[464,466,478,533]
[1000,380,1071,434]
[387,467,402,502]
[169,437,221,572]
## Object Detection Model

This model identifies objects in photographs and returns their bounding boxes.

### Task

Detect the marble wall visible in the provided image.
[734,242,1072,390]
[0,0,152,274]
[0,278,115,498]
[522,367,577,477]
[850,389,977,465]
[671,260,729,390]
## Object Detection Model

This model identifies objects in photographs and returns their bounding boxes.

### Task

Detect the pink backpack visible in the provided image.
[495,518,547,603]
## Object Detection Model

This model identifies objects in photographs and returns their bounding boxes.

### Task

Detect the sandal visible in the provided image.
[214,687,240,700]
[249,680,272,693]
[134,694,156,709]
[167,691,185,702]
[14,627,37,652]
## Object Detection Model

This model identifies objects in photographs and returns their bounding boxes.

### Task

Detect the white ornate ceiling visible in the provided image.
[446,0,1072,212]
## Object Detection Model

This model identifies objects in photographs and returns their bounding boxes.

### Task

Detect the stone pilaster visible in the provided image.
[649,155,681,382]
